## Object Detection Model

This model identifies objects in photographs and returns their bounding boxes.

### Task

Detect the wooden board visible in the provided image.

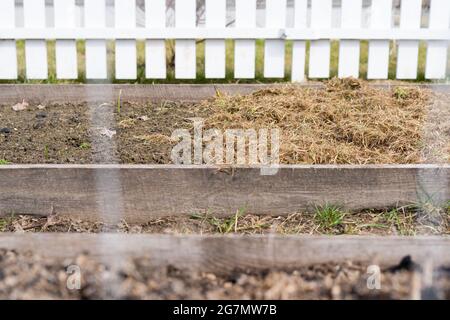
[0,233,449,272]
[0,83,447,105]
[0,165,448,222]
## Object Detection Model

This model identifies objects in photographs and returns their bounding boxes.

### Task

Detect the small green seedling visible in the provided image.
[191,208,246,234]
[79,142,91,149]
[44,145,49,159]
[117,89,122,114]
[314,204,346,231]
[0,159,11,165]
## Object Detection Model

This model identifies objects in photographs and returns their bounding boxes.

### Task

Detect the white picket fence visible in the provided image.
[0,0,448,81]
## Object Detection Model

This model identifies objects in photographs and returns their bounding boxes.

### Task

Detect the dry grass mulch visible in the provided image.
[1,78,449,164]
[198,78,445,164]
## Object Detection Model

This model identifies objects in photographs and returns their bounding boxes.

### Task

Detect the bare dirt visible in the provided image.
[2,206,449,236]
[0,249,448,300]
[1,79,449,164]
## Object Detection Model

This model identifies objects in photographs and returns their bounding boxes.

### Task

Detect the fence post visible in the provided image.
[24,0,48,79]
[205,0,226,79]
[234,0,257,79]
[309,0,332,78]
[291,0,307,82]
[396,0,422,79]
[425,0,450,79]
[85,0,107,79]
[367,0,392,79]
[145,0,167,79]
[264,0,287,78]
[0,0,17,79]
[115,0,137,79]
[54,0,78,79]
[338,0,362,78]
[175,0,196,79]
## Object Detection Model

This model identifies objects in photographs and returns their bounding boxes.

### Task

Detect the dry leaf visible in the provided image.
[12,100,29,111]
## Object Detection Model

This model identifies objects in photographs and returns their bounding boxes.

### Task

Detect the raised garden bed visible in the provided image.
[0,80,449,300]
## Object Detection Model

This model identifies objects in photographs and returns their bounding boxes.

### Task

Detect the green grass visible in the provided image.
[3,39,440,84]
[0,159,11,165]
[79,142,91,150]
[384,208,416,236]
[0,215,15,232]
[191,208,246,234]
[314,204,346,232]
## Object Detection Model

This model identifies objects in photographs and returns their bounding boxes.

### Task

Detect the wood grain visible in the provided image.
[0,165,448,221]
[0,233,448,272]
[0,84,448,105]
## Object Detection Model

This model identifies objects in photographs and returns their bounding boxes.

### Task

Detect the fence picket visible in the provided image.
[175,0,196,79]
[85,0,107,79]
[205,0,226,79]
[367,0,392,79]
[24,0,47,79]
[264,0,287,78]
[291,0,307,82]
[1,0,448,82]
[234,0,257,79]
[396,0,422,79]
[0,0,17,79]
[338,0,362,78]
[309,0,332,78]
[145,0,166,79]
[425,0,450,79]
[54,0,77,79]
[115,0,137,79]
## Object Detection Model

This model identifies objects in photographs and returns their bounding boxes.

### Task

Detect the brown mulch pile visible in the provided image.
[1,249,449,300]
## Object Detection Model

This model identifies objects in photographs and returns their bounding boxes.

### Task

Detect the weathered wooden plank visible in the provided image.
[0,234,449,272]
[0,83,447,105]
[0,165,448,222]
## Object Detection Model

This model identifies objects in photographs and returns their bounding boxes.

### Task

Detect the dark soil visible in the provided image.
[0,249,448,300]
